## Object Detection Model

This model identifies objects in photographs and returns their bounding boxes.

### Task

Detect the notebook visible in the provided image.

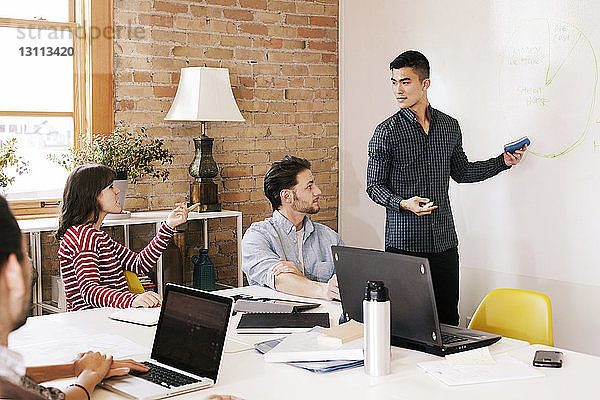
[101,284,232,400]
[332,246,501,356]
[236,312,330,334]
[254,338,364,373]
[233,298,321,313]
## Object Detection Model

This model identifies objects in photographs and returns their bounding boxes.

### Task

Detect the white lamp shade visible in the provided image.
[165,67,245,122]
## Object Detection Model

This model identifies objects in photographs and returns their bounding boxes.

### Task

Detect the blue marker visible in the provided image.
[504,136,530,154]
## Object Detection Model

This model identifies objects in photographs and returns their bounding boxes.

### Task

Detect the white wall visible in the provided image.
[339,0,600,355]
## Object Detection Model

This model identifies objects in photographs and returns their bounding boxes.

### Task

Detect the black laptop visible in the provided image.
[102,283,233,399]
[332,246,501,356]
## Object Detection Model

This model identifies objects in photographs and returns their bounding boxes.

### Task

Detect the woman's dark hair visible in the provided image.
[264,155,311,211]
[0,195,23,270]
[56,164,116,240]
[389,50,430,81]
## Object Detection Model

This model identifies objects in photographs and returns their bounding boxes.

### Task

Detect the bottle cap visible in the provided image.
[364,280,389,302]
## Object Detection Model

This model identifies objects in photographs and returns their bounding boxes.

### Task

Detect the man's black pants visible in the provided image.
[385,246,460,326]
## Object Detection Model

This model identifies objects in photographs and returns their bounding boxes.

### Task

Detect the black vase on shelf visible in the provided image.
[192,248,215,291]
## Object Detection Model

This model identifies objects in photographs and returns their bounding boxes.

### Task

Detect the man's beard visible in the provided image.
[292,199,319,214]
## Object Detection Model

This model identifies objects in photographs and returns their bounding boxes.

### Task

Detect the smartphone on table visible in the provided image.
[533,350,563,368]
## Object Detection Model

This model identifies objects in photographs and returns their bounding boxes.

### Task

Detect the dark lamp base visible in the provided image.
[189,181,221,212]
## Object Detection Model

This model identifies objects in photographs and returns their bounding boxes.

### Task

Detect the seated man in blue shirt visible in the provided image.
[242,155,343,300]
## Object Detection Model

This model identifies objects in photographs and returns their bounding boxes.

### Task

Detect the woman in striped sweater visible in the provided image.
[56,164,190,311]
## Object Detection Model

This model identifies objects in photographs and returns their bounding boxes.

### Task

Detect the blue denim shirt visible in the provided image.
[242,210,344,288]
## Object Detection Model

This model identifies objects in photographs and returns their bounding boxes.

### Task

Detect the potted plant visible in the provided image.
[51,123,173,216]
[0,138,29,193]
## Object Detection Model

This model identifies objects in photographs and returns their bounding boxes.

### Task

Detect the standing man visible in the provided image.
[242,155,343,300]
[366,50,526,325]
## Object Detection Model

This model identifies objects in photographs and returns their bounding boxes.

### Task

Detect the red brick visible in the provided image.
[220,192,251,202]
[239,23,268,36]
[240,0,268,9]
[269,1,295,12]
[221,165,252,177]
[116,100,134,111]
[153,86,177,98]
[298,27,325,38]
[190,5,223,18]
[204,47,234,59]
[253,37,283,49]
[223,9,254,21]
[221,35,252,47]
[285,88,312,100]
[205,0,236,6]
[308,40,337,52]
[153,1,188,14]
[139,14,173,28]
[309,16,336,27]
[285,14,308,26]
[133,71,152,82]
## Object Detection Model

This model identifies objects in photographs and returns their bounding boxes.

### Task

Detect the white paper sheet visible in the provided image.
[445,346,496,366]
[10,333,149,366]
[418,354,544,386]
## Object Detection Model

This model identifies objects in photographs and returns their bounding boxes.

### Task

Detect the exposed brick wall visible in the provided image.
[112,0,339,286]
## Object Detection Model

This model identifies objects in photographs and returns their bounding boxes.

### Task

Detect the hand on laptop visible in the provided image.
[131,291,162,308]
[271,258,301,277]
[323,275,340,301]
[73,351,113,379]
[106,358,150,378]
[70,352,151,398]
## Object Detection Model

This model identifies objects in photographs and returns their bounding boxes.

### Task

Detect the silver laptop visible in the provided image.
[102,283,233,400]
[332,246,501,356]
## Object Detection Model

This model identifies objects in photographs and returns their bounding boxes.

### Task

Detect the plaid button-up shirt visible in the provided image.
[367,106,510,253]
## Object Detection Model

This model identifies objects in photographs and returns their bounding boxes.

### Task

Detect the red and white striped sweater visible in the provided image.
[58,222,175,311]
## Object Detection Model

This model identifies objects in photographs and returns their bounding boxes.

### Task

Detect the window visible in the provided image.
[0,1,113,204]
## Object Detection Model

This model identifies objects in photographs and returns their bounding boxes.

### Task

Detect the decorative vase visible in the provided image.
[192,248,215,291]
[105,169,131,220]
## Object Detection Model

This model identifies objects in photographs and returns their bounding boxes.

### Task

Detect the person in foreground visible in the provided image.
[242,155,343,300]
[56,164,190,311]
[367,50,526,325]
[0,194,150,399]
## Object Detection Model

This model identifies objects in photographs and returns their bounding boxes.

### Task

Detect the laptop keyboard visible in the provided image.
[130,361,200,388]
[441,332,468,345]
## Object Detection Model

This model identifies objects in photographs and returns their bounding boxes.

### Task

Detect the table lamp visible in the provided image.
[165,67,245,211]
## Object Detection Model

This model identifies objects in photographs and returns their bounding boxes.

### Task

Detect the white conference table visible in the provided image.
[8,286,598,399]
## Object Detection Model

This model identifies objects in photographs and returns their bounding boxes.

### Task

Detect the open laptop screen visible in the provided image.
[151,286,232,382]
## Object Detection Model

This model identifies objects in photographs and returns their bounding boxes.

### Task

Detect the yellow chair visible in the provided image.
[124,271,145,294]
[468,288,554,346]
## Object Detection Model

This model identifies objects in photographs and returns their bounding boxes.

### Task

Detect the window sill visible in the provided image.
[8,198,61,220]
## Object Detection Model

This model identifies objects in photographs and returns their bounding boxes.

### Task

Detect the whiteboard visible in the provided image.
[340,0,600,287]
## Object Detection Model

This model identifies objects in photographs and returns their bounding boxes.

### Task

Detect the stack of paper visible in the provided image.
[264,328,363,363]
[418,351,544,386]
[254,337,363,373]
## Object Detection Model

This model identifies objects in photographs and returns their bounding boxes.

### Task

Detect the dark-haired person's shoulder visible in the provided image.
[310,220,342,244]
[431,107,459,127]
[60,224,105,250]
[375,112,402,132]
[243,215,275,237]
[0,377,46,400]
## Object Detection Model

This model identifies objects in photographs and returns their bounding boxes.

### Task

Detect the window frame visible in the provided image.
[0,0,113,217]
